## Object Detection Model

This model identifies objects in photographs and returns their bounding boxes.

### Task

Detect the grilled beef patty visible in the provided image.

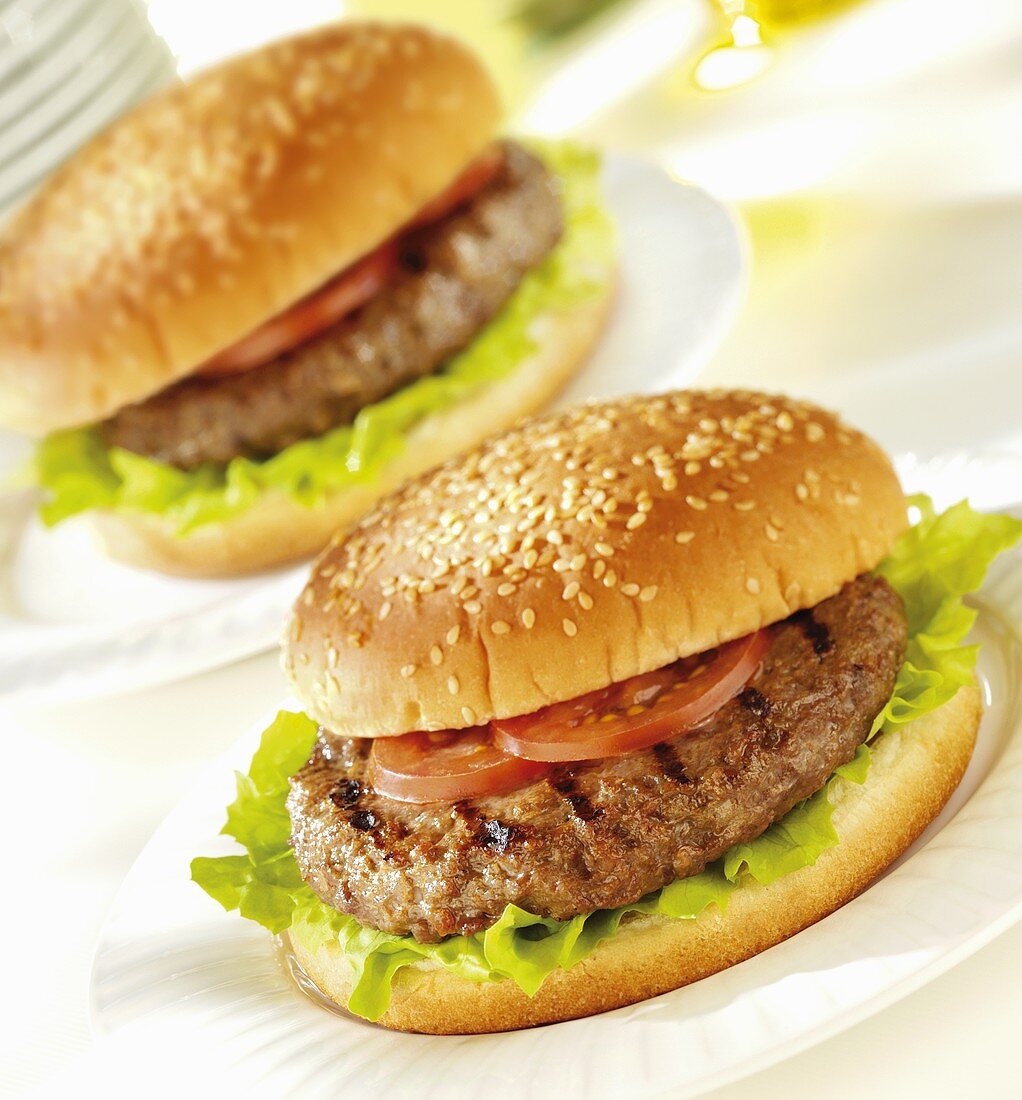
[100,141,562,469]
[288,575,907,942]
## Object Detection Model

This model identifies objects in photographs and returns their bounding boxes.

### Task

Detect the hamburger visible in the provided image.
[192,389,1021,1032]
[1,22,614,576]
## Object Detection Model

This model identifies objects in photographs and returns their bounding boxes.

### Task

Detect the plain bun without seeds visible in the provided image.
[285,389,908,738]
[0,22,501,434]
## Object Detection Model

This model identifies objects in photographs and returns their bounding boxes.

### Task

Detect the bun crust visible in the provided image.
[289,684,981,1034]
[286,390,907,738]
[0,22,501,434]
[88,287,612,576]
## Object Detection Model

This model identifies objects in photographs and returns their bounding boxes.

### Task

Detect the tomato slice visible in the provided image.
[195,146,504,379]
[197,241,399,378]
[492,630,771,763]
[369,725,547,804]
[407,144,504,229]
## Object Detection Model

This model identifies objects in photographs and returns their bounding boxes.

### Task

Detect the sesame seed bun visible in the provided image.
[86,284,613,576]
[285,390,908,738]
[0,22,501,435]
[289,684,981,1033]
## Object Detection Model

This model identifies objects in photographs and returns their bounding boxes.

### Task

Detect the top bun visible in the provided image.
[285,389,908,738]
[0,22,501,435]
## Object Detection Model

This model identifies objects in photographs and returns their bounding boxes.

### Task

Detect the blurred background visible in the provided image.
[3,0,1020,458]
[2,1,1021,1094]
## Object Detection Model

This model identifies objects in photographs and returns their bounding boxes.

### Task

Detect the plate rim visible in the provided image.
[87,452,1022,1098]
[0,151,746,709]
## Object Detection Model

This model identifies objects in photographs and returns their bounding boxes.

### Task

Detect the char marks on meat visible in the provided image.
[100,142,562,468]
[287,575,907,942]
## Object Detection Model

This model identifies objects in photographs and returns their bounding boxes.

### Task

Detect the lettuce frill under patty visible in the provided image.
[191,497,1022,1021]
[33,141,614,535]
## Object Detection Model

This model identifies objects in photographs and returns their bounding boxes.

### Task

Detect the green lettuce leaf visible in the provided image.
[191,497,1022,1020]
[35,140,615,535]
[871,495,1022,736]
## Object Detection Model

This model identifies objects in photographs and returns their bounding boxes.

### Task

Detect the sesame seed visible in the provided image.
[464,600,482,614]
[570,553,586,571]
[765,523,780,541]
[522,608,536,629]
[621,582,640,597]
[491,620,511,635]
[746,577,761,594]
[430,645,443,666]
[547,530,564,545]
[462,706,477,725]
[446,625,460,645]
[448,675,460,695]
[626,513,648,530]
[378,601,392,621]
[806,422,825,442]
[684,461,701,476]
[686,496,708,511]
[563,581,580,600]
[709,490,729,503]
[593,559,606,579]
[639,585,658,603]
[562,618,578,637]
[675,530,695,544]
[604,570,618,588]
[578,591,594,610]
[400,664,416,679]
[595,542,614,557]
[733,500,755,511]
[497,582,516,596]
[795,483,809,501]
[523,549,539,569]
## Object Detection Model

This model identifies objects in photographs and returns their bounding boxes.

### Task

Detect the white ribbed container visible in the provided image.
[0,0,177,220]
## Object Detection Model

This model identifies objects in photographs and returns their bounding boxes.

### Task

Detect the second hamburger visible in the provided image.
[5,22,614,575]
[194,389,1020,1031]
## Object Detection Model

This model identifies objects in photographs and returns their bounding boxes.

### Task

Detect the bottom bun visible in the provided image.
[290,684,981,1034]
[90,285,613,577]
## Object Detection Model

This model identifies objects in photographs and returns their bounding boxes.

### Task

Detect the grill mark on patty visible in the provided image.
[329,778,362,807]
[738,687,771,717]
[480,819,517,854]
[288,575,908,942]
[791,608,834,655]
[453,800,519,854]
[399,245,427,274]
[348,809,377,832]
[549,772,603,823]
[652,742,691,785]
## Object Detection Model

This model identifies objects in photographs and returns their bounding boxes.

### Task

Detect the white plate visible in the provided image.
[90,454,1022,1098]
[0,154,744,707]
